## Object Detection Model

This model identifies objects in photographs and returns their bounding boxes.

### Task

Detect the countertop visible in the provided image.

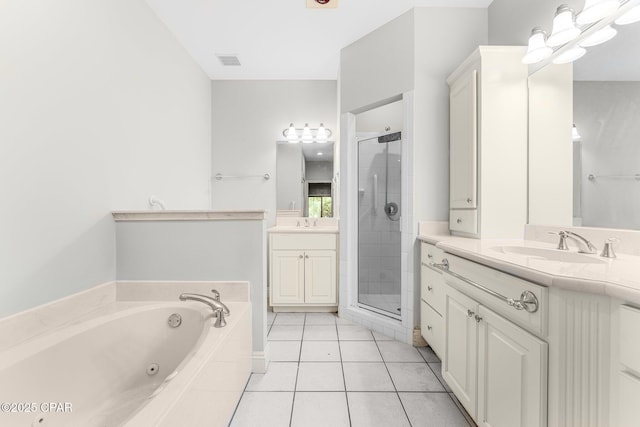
[418,233,640,305]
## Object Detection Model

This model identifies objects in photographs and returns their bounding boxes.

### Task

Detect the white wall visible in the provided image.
[0,0,211,318]
[211,81,337,225]
[340,11,415,114]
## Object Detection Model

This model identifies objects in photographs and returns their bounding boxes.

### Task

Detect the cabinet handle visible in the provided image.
[467,309,474,317]
[457,218,463,224]
[427,325,433,331]
[427,253,433,259]
[427,286,433,291]
[475,315,483,323]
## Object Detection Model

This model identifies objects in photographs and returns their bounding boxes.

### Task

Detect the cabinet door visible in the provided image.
[304,250,336,304]
[443,286,478,419]
[450,69,478,209]
[477,306,547,427]
[271,251,305,304]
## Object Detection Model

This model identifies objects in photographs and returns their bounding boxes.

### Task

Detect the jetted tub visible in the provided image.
[0,300,251,427]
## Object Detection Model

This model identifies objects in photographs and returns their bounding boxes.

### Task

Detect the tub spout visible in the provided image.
[179,293,229,328]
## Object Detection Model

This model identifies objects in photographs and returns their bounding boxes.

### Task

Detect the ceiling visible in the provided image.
[145,0,493,80]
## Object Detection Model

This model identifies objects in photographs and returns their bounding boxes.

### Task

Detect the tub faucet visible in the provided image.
[179,293,230,328]
[552,230,598,254]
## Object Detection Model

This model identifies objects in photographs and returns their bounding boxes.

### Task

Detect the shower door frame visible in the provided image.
[338,91,416,344]
[356,133,403,320]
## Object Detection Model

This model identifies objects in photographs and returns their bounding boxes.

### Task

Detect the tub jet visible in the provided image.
[146,363,160,376]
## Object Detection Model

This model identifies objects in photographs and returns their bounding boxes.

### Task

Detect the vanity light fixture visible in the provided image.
[282,123,333,143]
[547,5,582,47]
[579,24,618,46]
[577,0,620,25]
[522,27,554,64]
[615,4,640,24]
[552,46,587,64]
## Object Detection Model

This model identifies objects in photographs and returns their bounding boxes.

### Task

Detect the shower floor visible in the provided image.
[359,293,401,316]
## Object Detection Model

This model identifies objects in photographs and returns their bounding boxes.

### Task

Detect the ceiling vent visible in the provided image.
[216,54,241,66]
[306,0,338,9]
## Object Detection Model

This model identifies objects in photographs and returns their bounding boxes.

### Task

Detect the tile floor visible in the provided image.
[229,312,474,427]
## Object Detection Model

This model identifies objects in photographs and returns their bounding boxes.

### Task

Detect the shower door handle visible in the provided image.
[372,174,378,215]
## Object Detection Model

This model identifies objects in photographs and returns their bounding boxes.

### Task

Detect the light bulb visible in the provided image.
[547,5,581,47]
[615,5,640,25]
[572,124,582,141]
[522,27,553,64]
[286,123,298,143]
[579,25,617,47]
[577,0,620,25]
[316,123,328,142]
[301,123,313,143]
[552,46,587,64]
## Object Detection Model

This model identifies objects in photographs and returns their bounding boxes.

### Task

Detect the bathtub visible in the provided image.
[0,300,251,427]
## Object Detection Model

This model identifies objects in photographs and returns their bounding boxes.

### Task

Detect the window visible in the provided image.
[308,182,332,217]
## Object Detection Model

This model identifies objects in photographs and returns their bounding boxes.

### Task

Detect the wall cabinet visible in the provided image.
[269,233,337,311]
[441,257,547,427]
[447,46,528,238]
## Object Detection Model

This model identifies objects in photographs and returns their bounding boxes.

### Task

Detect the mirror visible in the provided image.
[276,142,335,217]
[528,22,640,230]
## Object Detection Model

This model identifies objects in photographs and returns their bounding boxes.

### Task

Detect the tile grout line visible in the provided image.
[288,313,306,427]
[335,316,353,427]
[373,338,414,427]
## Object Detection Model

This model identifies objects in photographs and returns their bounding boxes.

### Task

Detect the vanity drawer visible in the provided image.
[620,305,640,374]
[421,242,445,266]
[270,233,336,251]
[421,300,444,358]
[442,254,547,338]
[421,263,445,315]
[449,209,478,235]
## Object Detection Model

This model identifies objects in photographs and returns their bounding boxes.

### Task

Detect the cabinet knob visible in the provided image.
[457,218,463,224]
[467,309,474,317]
[467,198,472,204]
[299,255,303,259]
[427,254,433,259]
[427,286,433,291]
[475,315,483,323]
[427,325,433,331]
[305,254,309,259]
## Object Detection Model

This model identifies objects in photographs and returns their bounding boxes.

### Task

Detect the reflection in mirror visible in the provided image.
[276,142,334,217]
[529,22,640,230]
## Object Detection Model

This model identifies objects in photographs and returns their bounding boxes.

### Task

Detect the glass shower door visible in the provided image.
[357,133,401,318]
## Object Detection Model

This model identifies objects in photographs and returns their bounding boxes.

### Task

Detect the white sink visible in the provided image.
[491,246,606,265]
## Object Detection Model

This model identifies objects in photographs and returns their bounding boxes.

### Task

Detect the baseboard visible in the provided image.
[252,351,269,373]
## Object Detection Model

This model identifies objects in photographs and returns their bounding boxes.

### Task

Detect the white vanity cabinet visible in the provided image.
[615,304,640,427]
[441,254,548,427]
[269,232,337,311]
[447,46,528,238]
[420,242,446,358]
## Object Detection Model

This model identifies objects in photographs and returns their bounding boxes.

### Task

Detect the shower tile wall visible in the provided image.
[358,141,402,314]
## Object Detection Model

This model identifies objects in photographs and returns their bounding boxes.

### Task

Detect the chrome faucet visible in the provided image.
[551,230,598,254]
[179,291,230,328]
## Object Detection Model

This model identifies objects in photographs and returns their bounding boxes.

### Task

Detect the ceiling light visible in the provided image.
[577,0,620,26]
[547,5,581,47]
[552,46,587,64]
[572,124,582,141]
[522,27,553,64]
[579,25,617,47]
[317,152,324,156]
[615,4,640,25]
[301,124,313,143]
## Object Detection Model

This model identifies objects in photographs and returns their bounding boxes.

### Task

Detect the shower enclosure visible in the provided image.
[357,132,402,318]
